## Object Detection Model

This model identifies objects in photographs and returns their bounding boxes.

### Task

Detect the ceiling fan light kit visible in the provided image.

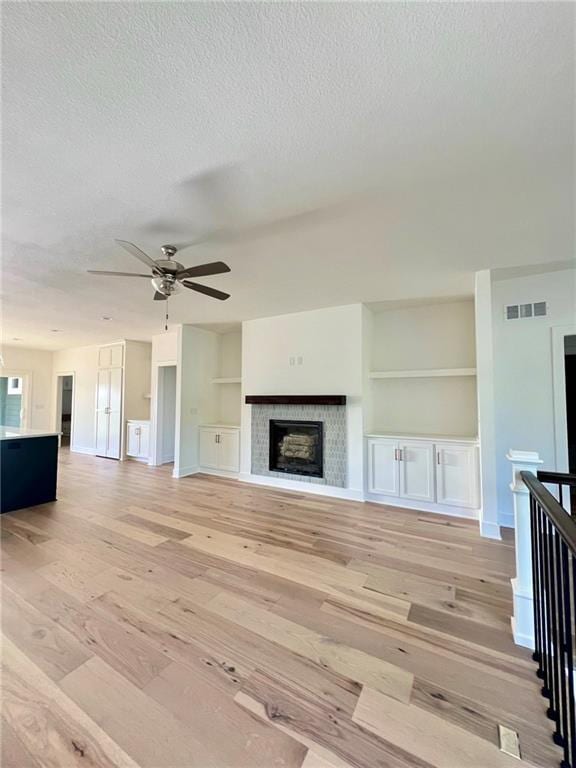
[87,240,231,302]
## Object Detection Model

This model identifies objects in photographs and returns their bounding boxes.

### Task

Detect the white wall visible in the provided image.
[53,344,99,452]
[0,346,53,429]
[489,267,576,526]
[371,300,476,371]
[174,325,218,477]
[160,365,177,463]
[241,304,364,492]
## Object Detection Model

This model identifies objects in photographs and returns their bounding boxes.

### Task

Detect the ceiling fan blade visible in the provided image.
[182,280,230,301]
[115,239,158,270]
[176,261,231,280]
[87,270,151,278]
[153,291,168,301]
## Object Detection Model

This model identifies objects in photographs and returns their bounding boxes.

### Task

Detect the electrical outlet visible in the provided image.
[289,356,295,366]
[297,356,303,365]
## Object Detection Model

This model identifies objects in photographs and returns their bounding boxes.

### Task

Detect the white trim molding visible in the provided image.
[172,464,199,479]
[507,449,543,649]
[239,472,364,501]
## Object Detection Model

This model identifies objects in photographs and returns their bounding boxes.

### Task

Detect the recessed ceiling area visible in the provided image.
[2,2,574,350]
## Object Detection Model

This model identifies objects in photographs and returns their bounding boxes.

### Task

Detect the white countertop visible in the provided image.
[365,431,478,443]
[127,419,150,424]
[0,427,61,441]
[200,424,241,430]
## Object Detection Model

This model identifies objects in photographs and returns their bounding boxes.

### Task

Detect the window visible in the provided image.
[7,377,23,395]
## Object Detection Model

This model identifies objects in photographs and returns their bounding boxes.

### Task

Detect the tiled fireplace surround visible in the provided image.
[250,403,347,487]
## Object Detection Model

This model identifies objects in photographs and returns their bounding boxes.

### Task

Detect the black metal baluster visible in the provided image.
[531,495,543,669]
[541,507,551,693]
[548,519,561,732]
[555,530,569,751]
[561,543,575,768]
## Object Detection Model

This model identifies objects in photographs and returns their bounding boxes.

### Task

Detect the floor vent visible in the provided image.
[498,725,521,760]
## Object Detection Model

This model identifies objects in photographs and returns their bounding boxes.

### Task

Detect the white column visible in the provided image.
[507,449,543,649]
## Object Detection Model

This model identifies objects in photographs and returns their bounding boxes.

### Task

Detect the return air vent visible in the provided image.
[505,302,547,320]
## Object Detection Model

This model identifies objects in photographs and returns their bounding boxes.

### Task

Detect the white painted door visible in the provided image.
[199,429,219,469]
[436,443,479,508]
[138,423,150,459]
[218,430,240,472]
[368,439,399,496]
[399,441,435,502]
[95,369,110,456]
[107,367,123,459]
[126,423,140,457]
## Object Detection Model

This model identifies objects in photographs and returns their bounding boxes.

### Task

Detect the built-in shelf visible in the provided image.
[212,377,242,385]
[369,367,476,380]
[365,431,478,443]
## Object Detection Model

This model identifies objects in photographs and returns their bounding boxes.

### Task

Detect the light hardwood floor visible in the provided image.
[1,450,559,768]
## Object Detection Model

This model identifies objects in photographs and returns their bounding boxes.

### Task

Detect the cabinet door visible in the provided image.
[106,368,123,459]
[199,429,219,469]
[399,441,435,502]
[218,430,240,472]
[368,440,399,496]
[436,443,479,508]
[138,424,150,459]
[126,424,140,457]
[95,369,110,456]
[109,344,124,368]
[98,346,111,368]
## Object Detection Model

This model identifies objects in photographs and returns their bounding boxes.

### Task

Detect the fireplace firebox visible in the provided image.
[269,420,323,478]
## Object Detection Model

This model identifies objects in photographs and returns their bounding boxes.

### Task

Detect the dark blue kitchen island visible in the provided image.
[0,427,59,514]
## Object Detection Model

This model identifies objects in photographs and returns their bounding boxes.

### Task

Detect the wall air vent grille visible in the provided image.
[505,302,547,320]
[506,305,519,320]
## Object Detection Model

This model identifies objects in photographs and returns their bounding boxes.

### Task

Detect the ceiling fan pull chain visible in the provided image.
[165,303,169,332]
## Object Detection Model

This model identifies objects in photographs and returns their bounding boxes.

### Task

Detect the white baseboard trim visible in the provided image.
[172,465,200,479]
[511,576,534,649]
[70,445,96,455]
[196,467,240,480]
[364,492,479,521]
[479,520,502,540]
[511,616,535,650]
[238,473,364,501]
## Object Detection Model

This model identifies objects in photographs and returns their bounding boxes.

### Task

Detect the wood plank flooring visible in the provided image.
[1,450,560,768]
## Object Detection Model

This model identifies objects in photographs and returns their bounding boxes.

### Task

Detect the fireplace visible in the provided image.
[269,420,323,478]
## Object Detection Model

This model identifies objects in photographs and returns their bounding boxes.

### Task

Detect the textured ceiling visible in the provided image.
[2,2,574,350]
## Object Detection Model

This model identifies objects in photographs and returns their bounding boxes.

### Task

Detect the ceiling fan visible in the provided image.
[87,240,231,301]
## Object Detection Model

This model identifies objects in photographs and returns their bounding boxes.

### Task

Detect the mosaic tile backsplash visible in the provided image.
[251,404,347,487]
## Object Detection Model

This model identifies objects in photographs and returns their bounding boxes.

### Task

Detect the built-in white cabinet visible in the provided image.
[399,441,435,502]
[98,343,124,369]
[199,426,240,473]
[366,435,479,514]
[435,442,479,509]
[95,367,123,459]
[126,420,150,460]
[368,439,399,496]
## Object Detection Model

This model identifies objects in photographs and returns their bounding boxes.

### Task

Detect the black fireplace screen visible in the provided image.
[269,420,323,478]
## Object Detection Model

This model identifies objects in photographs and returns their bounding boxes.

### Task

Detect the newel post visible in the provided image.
[507,450,542,649]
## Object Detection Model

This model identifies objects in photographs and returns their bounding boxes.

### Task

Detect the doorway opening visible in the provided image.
[0,375,25,427]
[155,365,177,465]
[55,374,74,448]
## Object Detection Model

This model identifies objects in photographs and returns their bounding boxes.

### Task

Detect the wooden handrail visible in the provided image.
[537,470,576,487]
[522,471,576,553]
